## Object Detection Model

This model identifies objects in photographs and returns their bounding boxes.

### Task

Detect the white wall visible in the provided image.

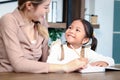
[0,2,17,17]
[85,0,114,57]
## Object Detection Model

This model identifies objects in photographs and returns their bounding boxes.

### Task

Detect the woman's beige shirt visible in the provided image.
[0,9,49,73]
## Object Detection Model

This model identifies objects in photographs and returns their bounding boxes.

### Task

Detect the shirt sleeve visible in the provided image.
[0,14,49,73]
[85,48,115,66]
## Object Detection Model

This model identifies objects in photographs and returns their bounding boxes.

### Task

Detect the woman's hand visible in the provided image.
[63,58,88,73]
[90,61,108,67]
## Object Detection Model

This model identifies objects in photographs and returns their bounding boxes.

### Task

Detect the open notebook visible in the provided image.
[79,64,120,73]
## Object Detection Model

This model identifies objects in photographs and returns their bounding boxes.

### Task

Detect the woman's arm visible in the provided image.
[48,58,87,73]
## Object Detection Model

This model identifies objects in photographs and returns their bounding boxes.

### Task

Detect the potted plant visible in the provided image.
[48,28,65,42]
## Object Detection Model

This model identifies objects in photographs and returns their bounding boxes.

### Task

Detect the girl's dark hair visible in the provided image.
[80,19,97,51]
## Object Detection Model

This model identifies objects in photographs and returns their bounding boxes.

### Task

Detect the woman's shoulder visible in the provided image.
[0,13,14,21]
[0,9,21,24]
[0,13,16,30]
[84,46,96,53]
[0,14,19,31]
[0,13,18,28]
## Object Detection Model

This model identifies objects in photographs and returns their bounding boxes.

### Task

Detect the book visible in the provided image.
[79,64,120,73]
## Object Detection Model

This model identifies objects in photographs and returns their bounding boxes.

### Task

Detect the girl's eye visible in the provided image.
[44,7,49,9]
[76,29,80,32]
[68,26,72,29]
[45,7,48,9]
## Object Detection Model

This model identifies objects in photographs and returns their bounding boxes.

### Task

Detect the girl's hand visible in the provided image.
[90,61,108,67]
[63,58,88,73]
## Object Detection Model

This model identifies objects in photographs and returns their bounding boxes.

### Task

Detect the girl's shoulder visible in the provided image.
[84,46,94,52]
[50,39,62,48]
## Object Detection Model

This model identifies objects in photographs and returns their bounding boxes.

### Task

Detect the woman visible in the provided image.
[0,0,87,73]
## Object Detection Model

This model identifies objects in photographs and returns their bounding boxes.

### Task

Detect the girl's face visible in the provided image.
[65,20,89,47]
[29,0,51,21]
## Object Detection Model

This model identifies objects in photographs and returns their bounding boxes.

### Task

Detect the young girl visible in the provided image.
[47,19,115,67]
[0,0,87,73]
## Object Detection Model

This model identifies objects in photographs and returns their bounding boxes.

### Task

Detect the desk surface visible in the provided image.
[1,71,120,80]
[1,65,120,80]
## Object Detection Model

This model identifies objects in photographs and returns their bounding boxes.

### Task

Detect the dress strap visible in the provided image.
[60,44,64,61]
[80,46,85,58]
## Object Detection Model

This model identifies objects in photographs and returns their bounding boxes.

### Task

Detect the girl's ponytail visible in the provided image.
[91,36,97,51]
[80,18,98,51]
